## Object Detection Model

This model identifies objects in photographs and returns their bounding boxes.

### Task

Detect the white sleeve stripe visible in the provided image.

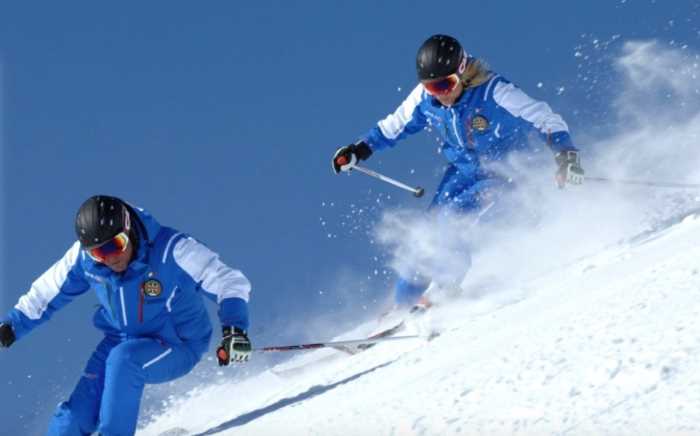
[173,237,251,303]
[162,232,183,264]
[492,81,569,133]
[483,75,500,102]
[377,84,425,140]
[15,242,81,320]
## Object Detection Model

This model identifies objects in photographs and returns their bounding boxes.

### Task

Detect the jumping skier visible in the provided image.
[332,34,584,308]
[0,195,252,435]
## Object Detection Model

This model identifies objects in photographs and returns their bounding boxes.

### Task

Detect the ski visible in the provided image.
[368,320,406,339]
[254,332,418,353]
[333,320,408,354]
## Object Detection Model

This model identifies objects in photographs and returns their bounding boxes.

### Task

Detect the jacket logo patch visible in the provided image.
[142,279,162,297]
[471,115,489,132]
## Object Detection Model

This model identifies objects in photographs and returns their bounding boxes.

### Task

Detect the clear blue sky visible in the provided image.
[1,1,698,433]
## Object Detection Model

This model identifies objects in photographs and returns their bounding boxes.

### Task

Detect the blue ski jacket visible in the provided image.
[2,206,251,359]
[364,73,577,180]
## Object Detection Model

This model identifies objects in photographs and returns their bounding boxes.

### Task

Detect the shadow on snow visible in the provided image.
[194,358,398,435]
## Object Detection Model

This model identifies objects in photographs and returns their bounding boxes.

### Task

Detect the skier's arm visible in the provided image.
[491,80,576,153]
[171,236,251,332]
[492,79,584,186]
[1,242,90,343]
[364,84,430,151]
[172,236,252,364]
[332,85,429,173]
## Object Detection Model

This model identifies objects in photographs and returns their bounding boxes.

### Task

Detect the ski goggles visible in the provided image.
[86,231,130,262]
[422,74,460,96]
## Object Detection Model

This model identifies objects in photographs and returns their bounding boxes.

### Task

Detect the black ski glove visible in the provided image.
[332,141,373,174]
[0,323,16,348]
[216,326,251,366]
[555,150,584,188]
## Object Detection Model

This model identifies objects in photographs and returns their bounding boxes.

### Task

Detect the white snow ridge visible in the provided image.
[141,213,700,436]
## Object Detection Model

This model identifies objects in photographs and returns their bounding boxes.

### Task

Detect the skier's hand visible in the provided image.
[216,327,251,365]
[555,150,584,188]
[0,323,16,348]
[332,141,373,174]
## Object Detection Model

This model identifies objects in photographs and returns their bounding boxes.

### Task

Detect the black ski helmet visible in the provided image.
[416,34,465,80]
[75,195,130,248]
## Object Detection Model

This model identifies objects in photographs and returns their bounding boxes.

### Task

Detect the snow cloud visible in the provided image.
[599,40,700,182]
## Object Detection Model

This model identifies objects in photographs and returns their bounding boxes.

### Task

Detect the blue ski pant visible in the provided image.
[46,335,199,436]
[394,165,514,306]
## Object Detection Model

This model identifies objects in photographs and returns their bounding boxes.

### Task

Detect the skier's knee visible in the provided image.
[105,343,143,377]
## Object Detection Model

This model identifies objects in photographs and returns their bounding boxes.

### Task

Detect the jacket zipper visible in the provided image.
[451,108,466,148]
[138,286,144,323]
[466,115,475,147]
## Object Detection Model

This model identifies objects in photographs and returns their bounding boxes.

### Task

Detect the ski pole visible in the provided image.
[342,158,425,197]
[254,334,420,353]
[587,176,700,189]
[351,164,425,197]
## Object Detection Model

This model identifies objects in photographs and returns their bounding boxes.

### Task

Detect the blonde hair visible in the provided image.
[459,57,492,89]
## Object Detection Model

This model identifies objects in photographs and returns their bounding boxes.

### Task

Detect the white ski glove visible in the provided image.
[555,150,585,188]
[217,327,251,365]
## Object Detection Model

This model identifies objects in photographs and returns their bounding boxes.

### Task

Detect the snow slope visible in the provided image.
[141,212,700,436]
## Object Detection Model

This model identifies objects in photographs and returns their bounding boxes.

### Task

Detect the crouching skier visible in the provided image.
[333,34,585,309]
[0,195,252,435]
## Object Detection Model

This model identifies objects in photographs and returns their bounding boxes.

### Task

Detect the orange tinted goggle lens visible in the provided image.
[423,75,460,95]
[88,232,129,262]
